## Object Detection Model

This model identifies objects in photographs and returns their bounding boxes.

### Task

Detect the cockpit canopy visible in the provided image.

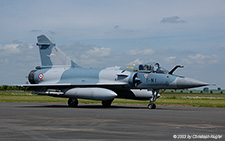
[138,62,169,74]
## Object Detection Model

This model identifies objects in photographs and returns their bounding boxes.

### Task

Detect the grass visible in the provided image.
[0,91,225,108]
[156,93,225,108]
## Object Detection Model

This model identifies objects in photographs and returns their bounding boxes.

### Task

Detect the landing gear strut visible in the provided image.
[148,89,159,109]
[68,98,78,107]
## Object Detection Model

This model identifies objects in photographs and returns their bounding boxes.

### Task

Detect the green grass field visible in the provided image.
[0,91,225,108]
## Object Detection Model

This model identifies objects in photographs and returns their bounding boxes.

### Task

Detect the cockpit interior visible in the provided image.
[138,62,169,74]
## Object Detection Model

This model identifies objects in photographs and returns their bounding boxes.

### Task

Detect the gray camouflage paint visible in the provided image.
[26,35,208,101]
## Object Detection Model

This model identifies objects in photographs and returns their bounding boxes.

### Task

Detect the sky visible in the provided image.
[0,0,225,89]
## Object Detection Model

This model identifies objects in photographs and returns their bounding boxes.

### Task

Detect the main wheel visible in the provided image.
[102,99,114,107]
[68,98,78,107]
[147,103,156,109]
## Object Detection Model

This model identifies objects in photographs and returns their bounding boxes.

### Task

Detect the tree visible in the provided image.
[203,87,209,93]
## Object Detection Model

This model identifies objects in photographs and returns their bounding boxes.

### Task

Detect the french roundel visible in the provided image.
[38,73,44,80]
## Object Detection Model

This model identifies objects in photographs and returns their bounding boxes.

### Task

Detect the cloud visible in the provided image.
[0,41,39,84]
[114,25,120,29]
[0,0,224,88]
[183,54,219,64]
[85,47,111,57]
[127,49,154,56]
[165,56,176,63]
[127,58,143,65]
[48,31,56,35]
[0,42,38,62]
[160,16,186,24]
[0,44,21,55]
[0,59,9,63]
[63,43,112,67]
[219,47,225,53]
[30,30,56,35]
[30,29,42,33]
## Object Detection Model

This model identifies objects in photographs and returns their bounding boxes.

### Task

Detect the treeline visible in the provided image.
[0,85,29,91]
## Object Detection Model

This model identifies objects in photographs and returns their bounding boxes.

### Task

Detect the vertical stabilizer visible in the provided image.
[37,35,80,68]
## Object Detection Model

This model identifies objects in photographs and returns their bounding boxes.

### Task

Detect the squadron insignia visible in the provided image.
[38,73,44,80]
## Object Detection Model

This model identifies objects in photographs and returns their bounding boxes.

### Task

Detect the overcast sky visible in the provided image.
[0,0,225,89]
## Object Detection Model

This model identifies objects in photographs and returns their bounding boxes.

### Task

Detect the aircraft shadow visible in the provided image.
[18,103,195,111]
[19,104,149,109]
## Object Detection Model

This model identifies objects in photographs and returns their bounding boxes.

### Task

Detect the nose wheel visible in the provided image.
[148,103,156,109]
[147,89,159,109]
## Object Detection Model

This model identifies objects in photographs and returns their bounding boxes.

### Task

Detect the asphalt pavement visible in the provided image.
[0,102,224,140]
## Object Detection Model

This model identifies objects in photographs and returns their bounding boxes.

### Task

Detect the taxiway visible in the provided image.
[0,102,224,140]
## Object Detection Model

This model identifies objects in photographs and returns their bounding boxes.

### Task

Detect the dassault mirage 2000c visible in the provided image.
[23,35,208,109]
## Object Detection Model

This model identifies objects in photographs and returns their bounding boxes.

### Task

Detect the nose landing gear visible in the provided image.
[147,89,159,109]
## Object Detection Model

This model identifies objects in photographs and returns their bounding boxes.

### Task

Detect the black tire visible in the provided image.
[102,99,114,107]
[68,98,78,107]
[147,103,156,109]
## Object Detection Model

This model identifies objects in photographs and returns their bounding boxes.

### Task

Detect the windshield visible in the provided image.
[138,62,169,74]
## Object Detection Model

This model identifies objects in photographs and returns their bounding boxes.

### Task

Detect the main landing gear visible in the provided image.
[102,99,114,107]
[147,89,159,109]
[68,98,78,107]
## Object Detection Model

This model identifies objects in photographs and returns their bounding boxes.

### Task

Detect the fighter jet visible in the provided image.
[23,35,208,109]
